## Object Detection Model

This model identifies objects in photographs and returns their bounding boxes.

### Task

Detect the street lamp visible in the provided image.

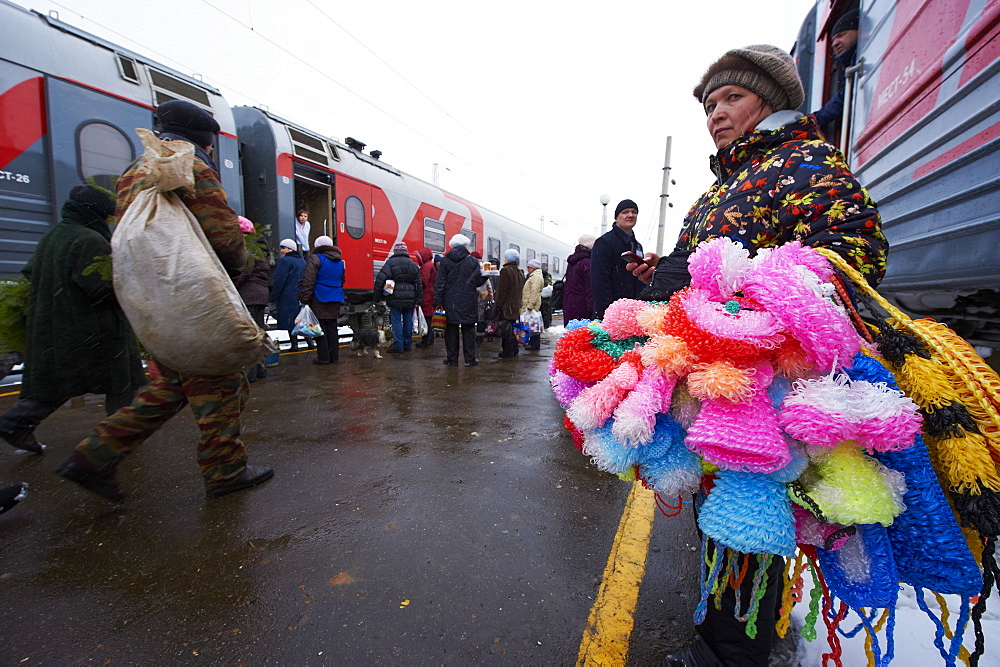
[600,194,610,235]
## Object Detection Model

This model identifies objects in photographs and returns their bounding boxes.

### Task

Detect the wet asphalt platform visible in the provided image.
[0,325,701,665]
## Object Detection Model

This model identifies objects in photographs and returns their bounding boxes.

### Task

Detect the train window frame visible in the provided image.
[287,127,333,167]
[461,227,477,251]
[423,218,446,253]
[526,248,536,262]
[344,195,366,240]
[148,68,212,108]
[76,121,135,189]
[540,253,549,271]
[553,257,560,274]
[116,54,141,84]
[487,237,500,264]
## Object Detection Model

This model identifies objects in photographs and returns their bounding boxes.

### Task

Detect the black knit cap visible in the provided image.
[615,199,639,218]
[831,9,859,36]
[69,184,115,219]
[154,100,220,148]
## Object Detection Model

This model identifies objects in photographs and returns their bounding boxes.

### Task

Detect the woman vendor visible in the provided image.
[634,45,888,665]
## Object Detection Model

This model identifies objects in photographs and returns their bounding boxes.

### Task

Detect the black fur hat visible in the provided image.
[155,100,220,148]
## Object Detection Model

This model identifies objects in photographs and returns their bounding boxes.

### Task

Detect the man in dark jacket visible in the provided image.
[0,186,145,455]
[590,199,645,318]
[55,100,273,502]
[433,234,487,366]
[494,249,524,358]
[374,242,422,353]
[812,9,859,131]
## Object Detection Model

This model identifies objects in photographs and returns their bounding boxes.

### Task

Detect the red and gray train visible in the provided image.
[0,0,571,315]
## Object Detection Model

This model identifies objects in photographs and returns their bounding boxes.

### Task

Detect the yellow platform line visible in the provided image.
[577,481,656,666]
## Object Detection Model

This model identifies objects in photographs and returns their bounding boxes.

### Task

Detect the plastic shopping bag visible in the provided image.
[112,129,266,375]
[513,322,530,345]
[413,307,428,336]
[291,304,323,338]
[520,308,543,333]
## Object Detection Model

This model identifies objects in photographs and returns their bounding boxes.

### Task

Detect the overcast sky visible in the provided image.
[16,0,817,250]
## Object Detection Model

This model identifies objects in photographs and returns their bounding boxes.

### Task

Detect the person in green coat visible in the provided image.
[0,186,145,454]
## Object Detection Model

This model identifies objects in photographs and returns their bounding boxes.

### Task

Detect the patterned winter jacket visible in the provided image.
[676,113,887,285]
[116,133,245,279]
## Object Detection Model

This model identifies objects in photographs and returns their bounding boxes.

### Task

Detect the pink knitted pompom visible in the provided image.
[601,299,650,340]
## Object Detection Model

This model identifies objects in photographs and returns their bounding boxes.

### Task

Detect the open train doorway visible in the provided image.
[292,163,335,251]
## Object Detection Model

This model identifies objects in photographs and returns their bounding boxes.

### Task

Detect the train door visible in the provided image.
[335,175,374,291]
[45,78,148,211]
[292,163,333,251]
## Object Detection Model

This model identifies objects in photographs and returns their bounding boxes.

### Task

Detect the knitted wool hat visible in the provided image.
[69,184,115,219]
[155,100,220,147]
[471,250,483,259]
[615,199,639,218]
[693,45,804,112]
[449,234,471,248]
[527,258,542,269]
[578,234,596,249]
[831,9,859,36]
[237,215,255,234]
[504,249,520,263]
[314,235,334,248]
[392,241,408,253]
[279,238,296,250]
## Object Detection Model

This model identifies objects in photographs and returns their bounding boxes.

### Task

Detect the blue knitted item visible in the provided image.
[816,523,899,608]
[845,352,982,596]
[698,470,797,557]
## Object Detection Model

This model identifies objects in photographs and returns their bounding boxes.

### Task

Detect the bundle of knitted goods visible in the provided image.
[549,238,999,666]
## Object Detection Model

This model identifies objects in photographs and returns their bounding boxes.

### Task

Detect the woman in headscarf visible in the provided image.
[634,45,887,666]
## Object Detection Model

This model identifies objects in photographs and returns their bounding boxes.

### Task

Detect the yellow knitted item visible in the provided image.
[820,249,1000,497]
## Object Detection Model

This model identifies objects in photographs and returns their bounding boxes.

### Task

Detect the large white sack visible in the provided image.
[112,129,266,375]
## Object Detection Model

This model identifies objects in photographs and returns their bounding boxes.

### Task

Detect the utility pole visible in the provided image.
[600,194,610,235]
[655,136,674,256]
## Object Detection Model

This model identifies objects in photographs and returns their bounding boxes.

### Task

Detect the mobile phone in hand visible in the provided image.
[621,251,646,264]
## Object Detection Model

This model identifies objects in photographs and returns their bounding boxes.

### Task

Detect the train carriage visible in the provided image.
[234,105,570,311]
[796,0,1000,350]
[0,0,243,277]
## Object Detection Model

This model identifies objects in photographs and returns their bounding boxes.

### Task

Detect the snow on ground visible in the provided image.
[793,579,1000,665]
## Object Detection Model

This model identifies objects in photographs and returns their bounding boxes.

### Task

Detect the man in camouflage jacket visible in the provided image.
[56,101,273,503]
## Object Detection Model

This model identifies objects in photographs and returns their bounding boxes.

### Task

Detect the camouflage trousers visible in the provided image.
[74,360,249,483]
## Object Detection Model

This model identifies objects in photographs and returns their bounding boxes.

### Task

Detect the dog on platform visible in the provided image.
[351,326,389,358]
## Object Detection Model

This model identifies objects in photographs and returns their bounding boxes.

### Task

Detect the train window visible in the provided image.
[424,218,446,252]
[149,69,211,107]
[344,195,365,239]
[553,257,560,274]
[116,54,140,84]
[462,228,477,251]
[541,253,549,271]
[509,243,520,254]
[327,142,341,162]
[288,127,331,167]
[487,237,500,264]
[77,122,135,190]
[527,248,536,261]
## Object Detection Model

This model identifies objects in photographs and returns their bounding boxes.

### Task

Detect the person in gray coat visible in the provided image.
[373,241,422,353]
[433,234,487,366]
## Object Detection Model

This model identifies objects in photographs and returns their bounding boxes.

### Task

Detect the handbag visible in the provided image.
[431,308,447,332]
[291,304,323,338]
[484,320,499,336]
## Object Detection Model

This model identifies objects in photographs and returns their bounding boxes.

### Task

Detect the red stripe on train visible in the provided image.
[912,121,1000,181]
[0,77,46,170]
